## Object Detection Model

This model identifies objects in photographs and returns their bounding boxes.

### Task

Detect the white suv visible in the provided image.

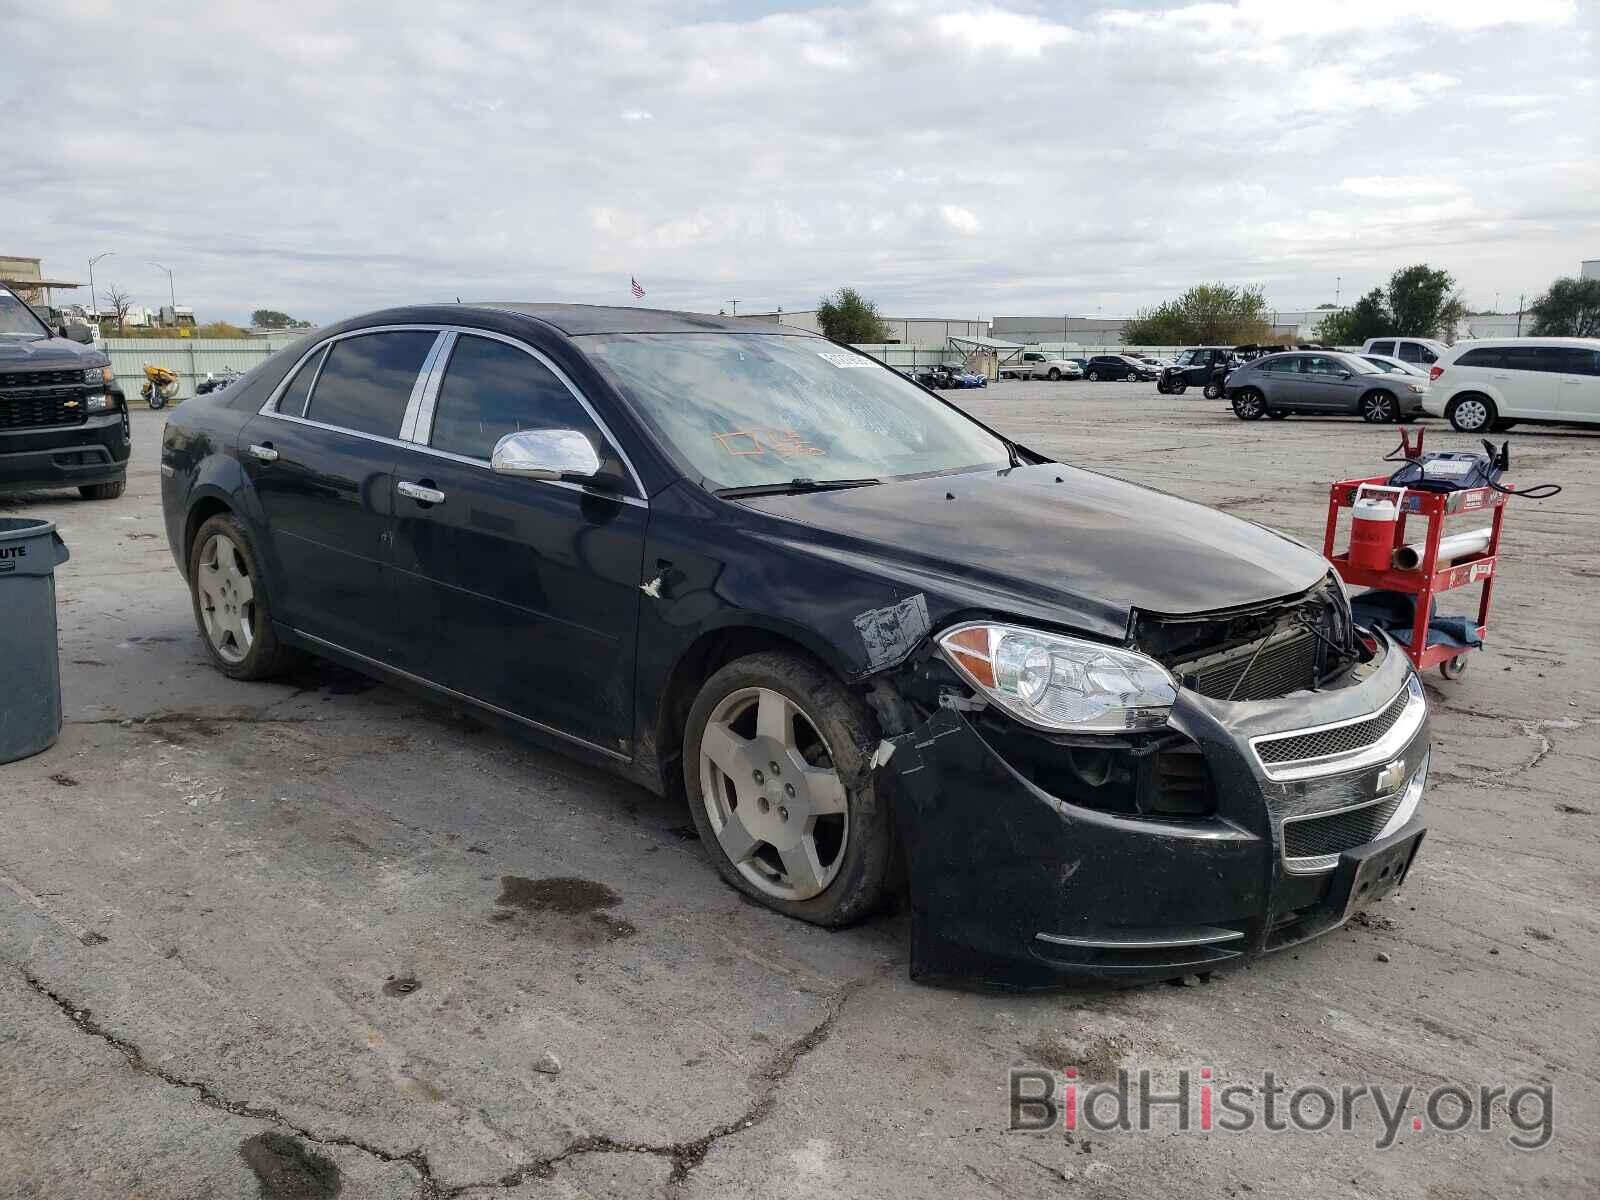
[1361,337,1448,371]
[1422,338,1600,432]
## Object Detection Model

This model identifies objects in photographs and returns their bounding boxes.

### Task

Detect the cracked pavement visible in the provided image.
[2,392,1597,1198]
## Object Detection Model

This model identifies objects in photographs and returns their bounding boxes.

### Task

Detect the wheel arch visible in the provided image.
[651,616,861,798]
[182,488,238,575]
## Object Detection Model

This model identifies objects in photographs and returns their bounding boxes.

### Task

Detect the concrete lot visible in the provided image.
[3,383,1597,1199]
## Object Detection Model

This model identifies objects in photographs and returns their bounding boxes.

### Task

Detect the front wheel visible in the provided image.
[1360,391,1397,423]
[1232,389,1265,420]
[1086,370,1100,382]
[1447,394,1497,433]
[684,651,893,927]
[1047,368,1061,381]
[79,479,126,500]
[1156,380,1171,394]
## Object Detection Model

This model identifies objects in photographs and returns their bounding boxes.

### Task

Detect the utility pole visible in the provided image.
[1516,293,1525,336]
[725,299,739,316]
[88,251,114,317]
[1335,275,1341,307]
[147,261,176,316]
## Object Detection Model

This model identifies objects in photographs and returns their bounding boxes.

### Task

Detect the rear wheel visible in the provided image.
[188,514,300,680]
[1232,388,1265,420]
[684,651,892,927]
[1447,394,1496,433]
[79,479,126,501]
[1203,381,1223,400]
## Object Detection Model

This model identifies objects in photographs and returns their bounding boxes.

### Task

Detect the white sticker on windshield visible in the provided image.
[817,351,876,368]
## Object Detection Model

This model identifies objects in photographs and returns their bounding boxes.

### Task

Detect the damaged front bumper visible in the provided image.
[880,632,1428,989]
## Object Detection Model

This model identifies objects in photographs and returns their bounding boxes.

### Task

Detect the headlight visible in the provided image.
[86,393,114,412]
[938,622,1178,732]
[83,366,114,384]
[1406,383,1426,393]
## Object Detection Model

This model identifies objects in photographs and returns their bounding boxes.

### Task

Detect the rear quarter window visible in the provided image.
[1368,341,1395,356]
[1454,348,1502,369]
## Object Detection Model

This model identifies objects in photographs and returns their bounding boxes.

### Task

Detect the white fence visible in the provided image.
[103,334,307,403]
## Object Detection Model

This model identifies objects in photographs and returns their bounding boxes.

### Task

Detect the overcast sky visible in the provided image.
[7,0,1597,324]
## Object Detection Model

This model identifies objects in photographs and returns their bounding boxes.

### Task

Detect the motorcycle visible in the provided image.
[140,363,180,410]
[195,366,242,395]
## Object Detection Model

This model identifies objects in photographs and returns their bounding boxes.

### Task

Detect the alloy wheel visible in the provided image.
[1362,393,1394,422]
[196,533,256,664]
[1452,398,1489,432]
[699,686,849,901]
[1233,391,1263,419]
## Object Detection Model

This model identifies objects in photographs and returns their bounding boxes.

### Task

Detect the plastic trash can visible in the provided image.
[0,518,71,764]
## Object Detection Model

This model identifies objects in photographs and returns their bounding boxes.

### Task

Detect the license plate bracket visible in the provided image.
[1341,829,1425,922]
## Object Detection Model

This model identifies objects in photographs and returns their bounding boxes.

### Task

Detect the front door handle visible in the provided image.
[397,480,446,505]
[248,443,279,462]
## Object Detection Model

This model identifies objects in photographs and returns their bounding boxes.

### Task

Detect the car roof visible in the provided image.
[1446,336,1600,349]
[469,303,800,337]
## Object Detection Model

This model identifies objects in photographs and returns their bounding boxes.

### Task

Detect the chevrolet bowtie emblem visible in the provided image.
[1376,758,1407,796]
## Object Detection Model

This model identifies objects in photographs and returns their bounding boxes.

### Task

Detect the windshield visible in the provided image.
[1173,349,1201,365]
[0,289,51,339]
[579,333,1012,490]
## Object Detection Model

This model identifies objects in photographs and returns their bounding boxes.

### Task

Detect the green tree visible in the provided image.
[1314,288,1391,346]
[1386,264,1464,339]
[1527,276,1600,338]
[1122,283,1273,345]
[250,308,307,330]
[816,287,889,343]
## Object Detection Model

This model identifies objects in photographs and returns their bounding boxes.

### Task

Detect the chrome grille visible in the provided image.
[1257,687,1409,765]
[1185,629,1319,701]
[1283,794,1404,858]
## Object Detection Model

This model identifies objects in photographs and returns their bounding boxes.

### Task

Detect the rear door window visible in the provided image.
[1397,341,1430,363]
[1559,347,1600,376]
[305,331,438,438]
[428,335,601,462]
[276,346,326,418]
[1499,346,1567,374]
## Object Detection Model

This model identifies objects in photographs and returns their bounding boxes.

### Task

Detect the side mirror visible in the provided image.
[64,324,94,344]
[492,429,626,493]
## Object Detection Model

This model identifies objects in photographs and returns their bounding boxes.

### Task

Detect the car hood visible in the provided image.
[740,463,1329,640]
[0,336,105,369]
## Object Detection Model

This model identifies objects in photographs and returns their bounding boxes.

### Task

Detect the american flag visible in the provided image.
[630,276,646,299]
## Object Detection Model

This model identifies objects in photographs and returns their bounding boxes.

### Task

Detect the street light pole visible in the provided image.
[147,261,176,316]
[88,251,114,316]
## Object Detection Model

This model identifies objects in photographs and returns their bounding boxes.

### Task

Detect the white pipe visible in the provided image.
[1393,527,1492,571]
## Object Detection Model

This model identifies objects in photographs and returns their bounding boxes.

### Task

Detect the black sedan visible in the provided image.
[160,304,1430,987]
[1084,354,1158,382]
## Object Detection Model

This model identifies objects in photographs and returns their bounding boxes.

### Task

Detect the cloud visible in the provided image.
[4,0,1593,323]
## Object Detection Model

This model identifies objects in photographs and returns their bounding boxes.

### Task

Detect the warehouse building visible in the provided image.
[737,309,989,345]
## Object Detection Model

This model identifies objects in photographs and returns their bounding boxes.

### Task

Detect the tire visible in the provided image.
[683,651,893,927]
[1156,380,1171,394]
[187,513,300,680]
[1439,655,1469,680]
[1203,381,1223,400]
[1086,370,1100,382]
[1047,368,1061,381]
[1171,382,1187,395]
[1231,388,1265,420]
[1359,390,1398,423]
[1446,394,1496,433]
[79,479,125,500]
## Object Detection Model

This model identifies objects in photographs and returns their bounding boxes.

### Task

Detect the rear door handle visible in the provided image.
[397,481,446,505]
[248,443,279,462]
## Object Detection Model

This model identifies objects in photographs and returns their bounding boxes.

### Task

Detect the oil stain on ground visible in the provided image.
[493,875,637,945]
[239,1132,341,1200]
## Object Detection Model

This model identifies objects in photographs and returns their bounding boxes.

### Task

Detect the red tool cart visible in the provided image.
[1322,429,1509,680]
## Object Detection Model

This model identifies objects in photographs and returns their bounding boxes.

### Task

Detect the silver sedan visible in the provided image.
[1224,350,1429,423]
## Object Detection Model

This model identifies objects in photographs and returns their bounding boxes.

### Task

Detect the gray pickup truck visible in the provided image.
[998,350,1082,381]
[0,283,129,499]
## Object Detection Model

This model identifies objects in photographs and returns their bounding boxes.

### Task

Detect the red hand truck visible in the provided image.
[1322,428,1509,680]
